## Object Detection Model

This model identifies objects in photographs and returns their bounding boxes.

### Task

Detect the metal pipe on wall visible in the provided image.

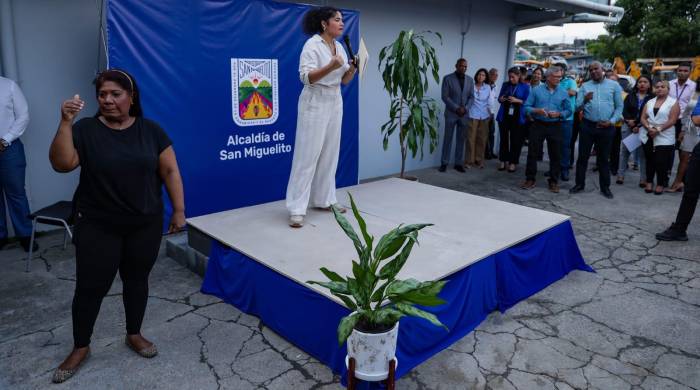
[0,0,19,80]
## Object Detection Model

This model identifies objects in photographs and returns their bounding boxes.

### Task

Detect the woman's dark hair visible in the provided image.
[633,75,653,94]
[507,66,520,76]
[93,69,143,117]
[532,67,544,77]
[518,66,528,79]
[302,6,341,35]
[474,68,489,83]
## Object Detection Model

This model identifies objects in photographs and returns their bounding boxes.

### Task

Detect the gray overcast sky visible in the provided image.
[516,22,609,44]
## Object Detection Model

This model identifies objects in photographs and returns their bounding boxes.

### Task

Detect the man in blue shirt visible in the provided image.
[657,99,700,241]
[556,63,577,181]
[521,66,571,193]
[570,61,623,199]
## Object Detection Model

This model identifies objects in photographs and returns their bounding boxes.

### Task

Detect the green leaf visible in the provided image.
[337,313,360,345]
[373,227,407,262]
[348,193,373,251]
[392,292,445,306]
[385,278,420,296]
[332,292,357,310]
[371,280,391,302]
[394,302,447,330]
[332,204,364,257]
[373,307,404,326]
[307,280,350,295]
[378,232,417,280]
[319,267,346,283]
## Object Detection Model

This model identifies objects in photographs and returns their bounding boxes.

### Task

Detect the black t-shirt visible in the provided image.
[72,117,172,222]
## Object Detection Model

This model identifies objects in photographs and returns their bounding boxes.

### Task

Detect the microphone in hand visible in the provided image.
[342,35,358,67]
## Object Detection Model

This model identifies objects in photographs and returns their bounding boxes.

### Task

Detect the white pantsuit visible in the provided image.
[286,34,349,216]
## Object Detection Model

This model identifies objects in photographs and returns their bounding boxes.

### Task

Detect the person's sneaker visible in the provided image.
[601,188,614,199]
[569,185,585,194]
[0,237,8,250]
[656,224,688,241]
[438,164,447,172]
[520,180,536,190]
[19,237,38,252]
[289,215,304,228]
[454,165,465,173]
[548,181,560,193]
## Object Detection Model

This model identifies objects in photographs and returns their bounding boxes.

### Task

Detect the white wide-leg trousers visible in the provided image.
[286,85,343,216]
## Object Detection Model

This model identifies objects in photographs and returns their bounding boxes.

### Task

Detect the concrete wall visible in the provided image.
[3,0,516,234]
[1,0,105,234]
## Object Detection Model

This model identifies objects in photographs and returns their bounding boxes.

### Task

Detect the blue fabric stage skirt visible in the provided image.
[201,220,592,386]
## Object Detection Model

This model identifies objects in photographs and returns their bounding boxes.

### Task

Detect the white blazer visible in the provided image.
[640,96,677,146]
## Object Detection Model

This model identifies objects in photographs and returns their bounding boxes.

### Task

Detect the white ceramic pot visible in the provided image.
[346,322,399,381]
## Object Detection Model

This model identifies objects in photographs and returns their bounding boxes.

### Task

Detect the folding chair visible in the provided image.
[26,201,73,272]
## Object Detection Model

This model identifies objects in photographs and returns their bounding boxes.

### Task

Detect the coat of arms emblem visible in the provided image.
[231,58,279,126]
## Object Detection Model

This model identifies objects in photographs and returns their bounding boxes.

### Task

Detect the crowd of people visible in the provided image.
[439,59,700,240]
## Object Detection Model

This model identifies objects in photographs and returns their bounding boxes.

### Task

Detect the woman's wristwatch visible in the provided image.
[0,139,9,150]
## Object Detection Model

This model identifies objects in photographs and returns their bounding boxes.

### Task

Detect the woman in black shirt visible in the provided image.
[48,69,185,383]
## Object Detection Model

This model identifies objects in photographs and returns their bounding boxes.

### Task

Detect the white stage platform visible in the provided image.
[187,178,570,305]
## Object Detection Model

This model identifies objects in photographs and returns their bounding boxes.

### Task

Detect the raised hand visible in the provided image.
[61,94,85,122]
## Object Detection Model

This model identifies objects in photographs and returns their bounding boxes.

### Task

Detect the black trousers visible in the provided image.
[570,112,582,167]
[72,214,162,348]
[644,143,675,188]
[575,120,615,190]
[675,141,700,231]
[486,115,496,157]
[610,125,622,175]
[526,121,563,182]
[498,120,525,164]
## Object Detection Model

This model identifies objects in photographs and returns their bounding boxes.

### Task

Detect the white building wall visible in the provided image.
[4,0,516,234]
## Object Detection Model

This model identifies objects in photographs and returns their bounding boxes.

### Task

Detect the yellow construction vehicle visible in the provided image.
[628,61,641,79]
[636,57,699,81]
[613,57,627,75]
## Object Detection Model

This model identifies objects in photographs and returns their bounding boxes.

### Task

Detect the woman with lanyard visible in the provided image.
[640,80,681,195]
[496,67,530,173]
[617,75,654,186]
[286,6,356,228]
[669,80,700,192]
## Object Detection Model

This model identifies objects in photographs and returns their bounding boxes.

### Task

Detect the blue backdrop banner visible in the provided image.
[106,0,360,221]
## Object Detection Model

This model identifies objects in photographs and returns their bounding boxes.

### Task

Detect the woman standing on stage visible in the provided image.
[286,6,357,228]
[49,69,186,383]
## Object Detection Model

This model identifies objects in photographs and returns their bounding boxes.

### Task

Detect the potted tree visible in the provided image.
[308,194,448,381]
[378,30,442,180]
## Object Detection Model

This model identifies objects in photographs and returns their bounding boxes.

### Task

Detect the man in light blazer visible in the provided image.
[440,58,475,172]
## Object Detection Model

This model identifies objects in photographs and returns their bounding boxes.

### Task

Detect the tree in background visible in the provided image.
[588,0,700,62]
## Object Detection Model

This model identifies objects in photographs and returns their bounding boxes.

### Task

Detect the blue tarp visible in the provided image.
[201,220,592,386]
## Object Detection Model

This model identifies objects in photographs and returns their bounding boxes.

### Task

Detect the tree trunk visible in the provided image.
[398,101,406,178]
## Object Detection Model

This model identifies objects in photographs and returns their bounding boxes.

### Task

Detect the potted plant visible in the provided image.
[308,193,448,381]
[377,30,442,180]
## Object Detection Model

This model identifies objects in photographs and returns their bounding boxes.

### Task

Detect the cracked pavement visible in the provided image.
[1,159,698,389]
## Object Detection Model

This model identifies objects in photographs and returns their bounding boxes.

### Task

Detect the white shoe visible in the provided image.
[289,215,304,228]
